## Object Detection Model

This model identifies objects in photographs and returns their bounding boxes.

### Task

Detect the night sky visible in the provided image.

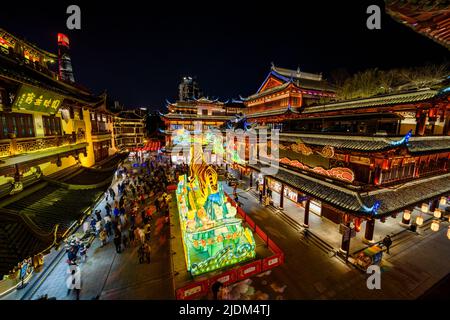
[0,0,448,110]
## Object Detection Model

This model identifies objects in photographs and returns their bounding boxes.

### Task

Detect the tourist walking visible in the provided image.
[99,229,107,247]
[113,228,122,253]
[382,235,393,254]
[66,265,81,300]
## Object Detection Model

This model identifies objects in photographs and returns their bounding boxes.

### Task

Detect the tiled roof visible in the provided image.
[249,161,450,217]
[3,184,104,232]
[279,134,450,153]
[244,82,291,101]
[162,113,232,120]
[279,133,393,151]
[407,137,450,153]
[0,219,48,275]
[363,173,450,215]
[303,89,438,113]
[246,107,301,118]
[0,55,102,105]
[245,89,439,118]
[0,184,104,275]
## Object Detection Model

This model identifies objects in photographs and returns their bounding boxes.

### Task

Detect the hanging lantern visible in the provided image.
[430,220,440,232]
[434,208,442,219]
[416,215,424,226]
[421,203,429,213]
[447,227,450,240]
[403,210,411,221]
[440,197,447,206]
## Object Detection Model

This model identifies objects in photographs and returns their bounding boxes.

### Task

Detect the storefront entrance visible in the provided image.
[94,141,110,162]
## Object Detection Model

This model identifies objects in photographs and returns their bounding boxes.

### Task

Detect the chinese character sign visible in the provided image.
[13,85,63,114]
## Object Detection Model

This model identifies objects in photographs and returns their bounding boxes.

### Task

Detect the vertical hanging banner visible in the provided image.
[12,85,64,114]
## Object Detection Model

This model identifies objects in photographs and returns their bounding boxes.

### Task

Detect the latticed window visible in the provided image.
[42,115,62,136]
[0,112,35,139]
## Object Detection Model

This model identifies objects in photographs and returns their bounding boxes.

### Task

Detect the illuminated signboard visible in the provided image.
[13,85,64,114]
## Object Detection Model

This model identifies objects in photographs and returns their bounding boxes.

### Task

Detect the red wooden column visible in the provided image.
[429,198,439,212]
[415,111,427,136]
[364,219,375,243]
[340,223,351,253]
[303,198,310,228]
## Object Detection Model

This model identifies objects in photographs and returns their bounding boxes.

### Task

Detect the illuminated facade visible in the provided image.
[239,65,450,252]
[0,28,117,194]
[113,110,146,151]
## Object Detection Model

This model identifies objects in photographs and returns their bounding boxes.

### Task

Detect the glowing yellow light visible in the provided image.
[430,220,439,232]
[447,227,450,240]
[403,210,411,221]
[433,209,441,219]
[440,197,447,206]
[421,203,428,213]
[416,215,424,226]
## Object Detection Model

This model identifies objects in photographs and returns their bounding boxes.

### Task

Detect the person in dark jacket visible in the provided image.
[113,228,122,253]
[382,235,393,254]
[94,210,102,221]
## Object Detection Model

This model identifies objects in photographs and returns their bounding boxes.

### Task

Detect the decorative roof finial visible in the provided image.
[270,62,275,70]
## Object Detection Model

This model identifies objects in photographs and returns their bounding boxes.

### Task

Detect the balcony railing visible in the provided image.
[0,133,84,158]
[91,130,112,135]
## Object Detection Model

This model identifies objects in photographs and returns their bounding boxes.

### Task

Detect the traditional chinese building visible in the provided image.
[236,65,450,254]
[0,28,119,276]
[161,96,246,148]
[113,109,146,151]
[241,64,336,129]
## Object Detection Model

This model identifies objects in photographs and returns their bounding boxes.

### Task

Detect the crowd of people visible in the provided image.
[64,155,179,299]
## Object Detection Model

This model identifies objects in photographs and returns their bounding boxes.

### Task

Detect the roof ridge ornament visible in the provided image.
[389,130,412,146]
[362,201,381,216]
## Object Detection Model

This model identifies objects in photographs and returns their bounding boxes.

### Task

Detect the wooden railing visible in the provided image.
[0,133,85,158]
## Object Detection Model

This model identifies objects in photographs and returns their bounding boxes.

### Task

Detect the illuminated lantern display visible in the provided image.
[416,215,424,226]
[421,203,428,213]
[176,143,256,276]
[440,197,447,206]
[433,209,442,219]
[430,220,439,232]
